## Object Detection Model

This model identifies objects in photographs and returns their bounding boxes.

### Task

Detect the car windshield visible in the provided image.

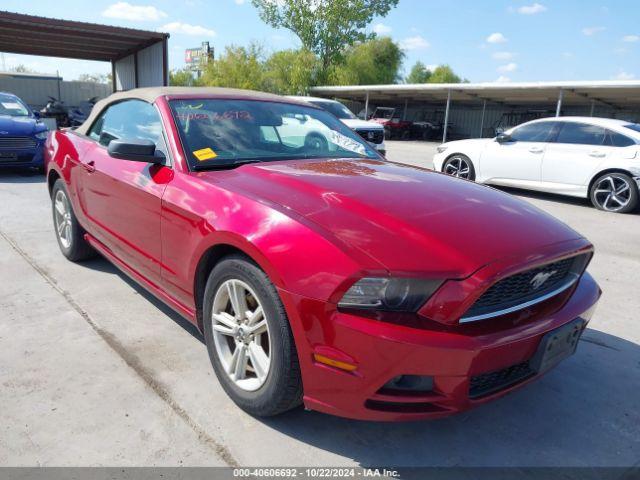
[310,100,357,120]
[623,123,640,134]
[0,94,30,117]
[170,99,379,169]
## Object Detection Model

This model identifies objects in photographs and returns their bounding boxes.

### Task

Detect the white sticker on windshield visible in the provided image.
[328,130,367,156]
[1,102,23,110]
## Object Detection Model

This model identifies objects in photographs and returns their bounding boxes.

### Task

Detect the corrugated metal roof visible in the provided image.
[311,80,640,108]
[0,10,168,62]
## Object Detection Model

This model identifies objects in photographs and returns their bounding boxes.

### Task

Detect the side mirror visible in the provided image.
[107,139,163,163]
[496,132,513,143]
[33,111,41,119]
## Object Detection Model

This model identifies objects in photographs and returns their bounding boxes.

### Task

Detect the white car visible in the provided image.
[287,96,386,156]
[433,117,640,213]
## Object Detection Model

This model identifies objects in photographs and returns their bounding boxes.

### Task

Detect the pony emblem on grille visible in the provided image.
[530,270,557,290]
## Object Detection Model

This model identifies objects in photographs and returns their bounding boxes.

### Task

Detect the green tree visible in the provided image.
[78,73,111,84]
[331,37,404,85]
[199,43,266,90]
[263,48,319,94]
[169,69,196,86]
[405,61,432,83]
[251,0,399,82]
[427,64,462,83]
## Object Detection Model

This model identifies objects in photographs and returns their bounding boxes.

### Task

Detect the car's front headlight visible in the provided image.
[436,145,448,153]
[338,277,442,312]
[35,131,49,140]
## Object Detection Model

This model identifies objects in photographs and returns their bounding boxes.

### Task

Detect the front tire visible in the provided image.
[51,179,95,261]
[443,154,476,181]
[589,172,638,213]
[203,255,303,417]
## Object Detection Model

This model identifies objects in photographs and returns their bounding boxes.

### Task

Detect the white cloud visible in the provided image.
[622,35,639,43]
[159,22,216,37]
[612,71,635,80]
[425,64,439,72]
[373,23,392,35]
[492,51,514,60]
[517,3,547,14]
[400,35,430,50]
[582,26,605,36]
[234,0,246,4]
[486,32,507,44]
[496,75,511,83]
[498,62,518,73]
[102,2,167,21]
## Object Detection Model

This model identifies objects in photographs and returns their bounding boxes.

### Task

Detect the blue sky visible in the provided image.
[1,0,638,83]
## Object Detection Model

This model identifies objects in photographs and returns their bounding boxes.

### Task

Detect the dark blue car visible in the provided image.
[0,92,49,171]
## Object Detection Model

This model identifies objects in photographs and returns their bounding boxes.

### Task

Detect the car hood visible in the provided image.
[0,115,43,136]
[199,158,583,277]
[341,118,384,130]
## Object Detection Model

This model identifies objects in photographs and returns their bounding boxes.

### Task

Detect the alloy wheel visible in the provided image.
[54,189,72,249]
[444,156,472,179]
[211,279,271,391]
[592,175,632,212]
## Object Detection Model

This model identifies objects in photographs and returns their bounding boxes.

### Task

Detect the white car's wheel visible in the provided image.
[590,172,638,213]
[443,154,475,181]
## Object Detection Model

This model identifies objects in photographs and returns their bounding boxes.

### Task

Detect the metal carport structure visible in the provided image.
[0,10,169,91]
[310,81,640,142]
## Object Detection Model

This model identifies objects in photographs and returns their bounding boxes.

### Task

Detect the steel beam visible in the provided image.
[443,89,451,143]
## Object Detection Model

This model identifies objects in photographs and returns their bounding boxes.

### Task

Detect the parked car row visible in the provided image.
[44,87,601,422]
[434,116,640,213]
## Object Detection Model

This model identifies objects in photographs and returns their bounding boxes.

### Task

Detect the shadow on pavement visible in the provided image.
[493,185,593,209]
[260,329,639,467]
[79,256,205,343]
[74,253,639,467]
[0,170,46,184]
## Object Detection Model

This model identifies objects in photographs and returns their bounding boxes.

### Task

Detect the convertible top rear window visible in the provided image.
[169,99,378,170]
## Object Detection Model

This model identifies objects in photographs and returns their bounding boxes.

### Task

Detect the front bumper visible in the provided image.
[0,144,45,168]
[282,272,600,421]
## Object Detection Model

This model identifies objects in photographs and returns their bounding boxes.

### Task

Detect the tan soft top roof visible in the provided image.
[76,87,304,136]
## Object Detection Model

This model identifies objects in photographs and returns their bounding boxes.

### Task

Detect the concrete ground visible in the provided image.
[0,141,639,467]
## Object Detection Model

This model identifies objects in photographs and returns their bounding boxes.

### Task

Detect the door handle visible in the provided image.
[589,151,606,158]
[82,160,95,173]
[529,147,544,153]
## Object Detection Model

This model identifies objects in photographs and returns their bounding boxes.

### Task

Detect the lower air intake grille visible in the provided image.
[469,361,534,399]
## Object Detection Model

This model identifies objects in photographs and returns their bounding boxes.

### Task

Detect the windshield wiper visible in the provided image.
[192,158,266,171]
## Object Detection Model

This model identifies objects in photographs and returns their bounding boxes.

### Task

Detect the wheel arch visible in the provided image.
[442,152,475,171]
[587,167,638,194]
[47,168,61,197]
[192,238,283,333]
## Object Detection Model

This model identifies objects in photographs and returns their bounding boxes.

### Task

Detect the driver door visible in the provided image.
[79,99,173,286]
[480,121,559,186]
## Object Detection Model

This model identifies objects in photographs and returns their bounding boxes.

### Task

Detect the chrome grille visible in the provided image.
[462,255,584,322]
[0,136,38,149]
[356,129,384,144]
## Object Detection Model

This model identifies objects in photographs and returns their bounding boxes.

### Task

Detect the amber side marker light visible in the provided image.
[313,353,358,372]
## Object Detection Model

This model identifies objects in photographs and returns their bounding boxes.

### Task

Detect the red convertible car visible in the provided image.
[45,88,601,421]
